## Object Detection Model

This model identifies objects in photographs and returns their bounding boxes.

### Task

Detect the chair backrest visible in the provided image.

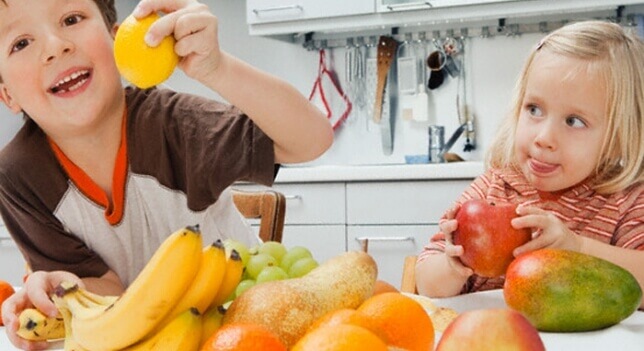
[232,189,286,243]
[401,255,418,293]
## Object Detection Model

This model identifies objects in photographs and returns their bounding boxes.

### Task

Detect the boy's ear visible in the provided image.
[111,24,119,39]
[0,84,23,114]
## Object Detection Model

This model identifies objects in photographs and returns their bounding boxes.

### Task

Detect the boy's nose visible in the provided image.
[41,34,74,64]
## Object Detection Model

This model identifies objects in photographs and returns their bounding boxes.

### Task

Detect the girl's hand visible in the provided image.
[133,0,221,83]
[440,204,474,278]
[511,205,582,256]
[1,271,83,350]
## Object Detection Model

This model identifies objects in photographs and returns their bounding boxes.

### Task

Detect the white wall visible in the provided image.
[0,1,541,166]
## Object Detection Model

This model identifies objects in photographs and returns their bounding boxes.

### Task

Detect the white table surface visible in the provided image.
[2,289,642,350]
[411,289,644,351]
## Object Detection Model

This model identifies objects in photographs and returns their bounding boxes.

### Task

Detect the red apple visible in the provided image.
[453,200,531,277]
[436,309,545,351]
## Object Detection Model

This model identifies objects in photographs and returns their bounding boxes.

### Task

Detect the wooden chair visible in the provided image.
[401,255,418,294]
[232,189,286,243]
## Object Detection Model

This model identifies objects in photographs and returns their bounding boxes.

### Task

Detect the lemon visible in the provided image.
[114,13,179,89]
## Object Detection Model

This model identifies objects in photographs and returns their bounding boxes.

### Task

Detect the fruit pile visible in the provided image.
[222,240,320,302]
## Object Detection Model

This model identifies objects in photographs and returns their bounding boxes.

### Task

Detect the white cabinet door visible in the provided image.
[282,225,346,266]
[247,0,375,24]
[347,225,437,288]
[0,228,26,286]
[377,0,520,12]
[346,180,471,225]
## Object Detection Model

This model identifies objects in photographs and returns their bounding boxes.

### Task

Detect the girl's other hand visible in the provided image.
[1,271,83,350]
[511,205,582,256]
[440,204,474,278]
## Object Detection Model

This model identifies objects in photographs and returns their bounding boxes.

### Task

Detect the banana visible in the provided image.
[60,225,203,351]
[209,249,244,307]
[151,240,227,333]
[200,305,226,348]
[122,307,202,351]
[16,308,65,341]
[51,294,88,351]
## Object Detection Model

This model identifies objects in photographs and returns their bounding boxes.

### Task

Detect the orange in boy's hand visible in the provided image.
[0,280,15,326]
[292,324,388,351]
[201,322,287,351]
[114,13,179,89]
[357,292,435,351]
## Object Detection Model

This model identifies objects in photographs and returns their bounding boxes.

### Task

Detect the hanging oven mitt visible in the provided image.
[308,49,352,130]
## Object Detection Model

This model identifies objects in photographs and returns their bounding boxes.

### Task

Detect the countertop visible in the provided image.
[274,162,485,183]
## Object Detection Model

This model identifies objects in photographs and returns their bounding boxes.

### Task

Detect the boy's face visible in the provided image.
[0,0,123,138]
[514,51,608,192]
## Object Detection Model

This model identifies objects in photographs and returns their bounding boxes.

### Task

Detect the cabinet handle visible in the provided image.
[284,194,302,201]
[355,236,415,253]
[386,2,433,11]
[252,5,304,16]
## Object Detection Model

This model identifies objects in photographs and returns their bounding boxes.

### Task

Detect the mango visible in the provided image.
[222,251,377,348]
[504,249,642,332]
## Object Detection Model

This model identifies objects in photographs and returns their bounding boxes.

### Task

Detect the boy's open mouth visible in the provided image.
[50,70,91,94]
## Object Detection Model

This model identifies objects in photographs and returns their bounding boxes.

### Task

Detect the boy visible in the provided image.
[0,0,333,349]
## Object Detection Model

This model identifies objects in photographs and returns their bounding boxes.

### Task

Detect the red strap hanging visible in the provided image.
[308,50,352,130]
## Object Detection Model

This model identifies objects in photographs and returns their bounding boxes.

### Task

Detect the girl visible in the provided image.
[415,20,643,309]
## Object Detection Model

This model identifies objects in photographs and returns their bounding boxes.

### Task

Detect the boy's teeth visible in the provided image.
[54,70,89,88]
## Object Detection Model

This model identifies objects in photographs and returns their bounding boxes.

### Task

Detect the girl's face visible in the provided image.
[0,0,123,139]
[515,51,608,192]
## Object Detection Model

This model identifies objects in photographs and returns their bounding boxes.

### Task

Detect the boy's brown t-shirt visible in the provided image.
[0,87,276,286]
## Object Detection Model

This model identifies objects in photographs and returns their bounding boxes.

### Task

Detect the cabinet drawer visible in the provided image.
[282,225,346,265]
[347,225,437,288]
[233,183,346,225]
[346,180,471,225]
[0,235,26,286]
[247,0,375,24]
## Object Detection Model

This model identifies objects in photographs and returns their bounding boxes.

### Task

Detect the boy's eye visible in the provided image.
[63,14,84,26]
[11,38,30,53]
[565,116,587,128]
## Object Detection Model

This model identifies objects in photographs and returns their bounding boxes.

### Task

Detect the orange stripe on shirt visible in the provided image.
[48,108,128,226]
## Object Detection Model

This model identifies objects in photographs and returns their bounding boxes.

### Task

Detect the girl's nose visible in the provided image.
[533,122,557,151]
[41,33,74,64]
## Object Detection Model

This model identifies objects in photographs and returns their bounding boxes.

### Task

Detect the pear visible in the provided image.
[223,251,377,348]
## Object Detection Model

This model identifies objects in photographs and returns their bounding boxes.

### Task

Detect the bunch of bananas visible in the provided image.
[16,225,243,351]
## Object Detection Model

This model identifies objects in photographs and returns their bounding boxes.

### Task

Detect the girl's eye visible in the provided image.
[63,14,84,26]
[527,104,543,117]
[565,116,587,128]
[11,38,30,53]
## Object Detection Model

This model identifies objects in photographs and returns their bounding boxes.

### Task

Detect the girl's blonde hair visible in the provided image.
[487,20,644,194]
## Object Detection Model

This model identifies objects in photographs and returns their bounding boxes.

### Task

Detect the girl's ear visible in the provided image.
[0,84,23,114]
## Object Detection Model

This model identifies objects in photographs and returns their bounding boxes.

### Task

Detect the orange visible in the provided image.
[373,280,399,295]
[201,323,287,351]
[309,308,379,335]
[0,280,15,326]
[358,292,434,351]
[114,13,179,88]
[292,324,388,351]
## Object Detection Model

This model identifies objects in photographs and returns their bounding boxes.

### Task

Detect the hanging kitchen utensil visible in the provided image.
[373,36,398,124]
[309,49,352,130]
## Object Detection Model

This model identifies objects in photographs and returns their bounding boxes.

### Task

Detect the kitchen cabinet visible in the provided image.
[376,0,517,12]
[234,173,474,288]
[232,182,348,264]
[0,223,26,286]
[246,0,643,38]
[246,0,375,24]
[346,180,470,285]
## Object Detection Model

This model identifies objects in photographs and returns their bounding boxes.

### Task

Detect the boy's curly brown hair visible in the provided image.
[0,0,116,28]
